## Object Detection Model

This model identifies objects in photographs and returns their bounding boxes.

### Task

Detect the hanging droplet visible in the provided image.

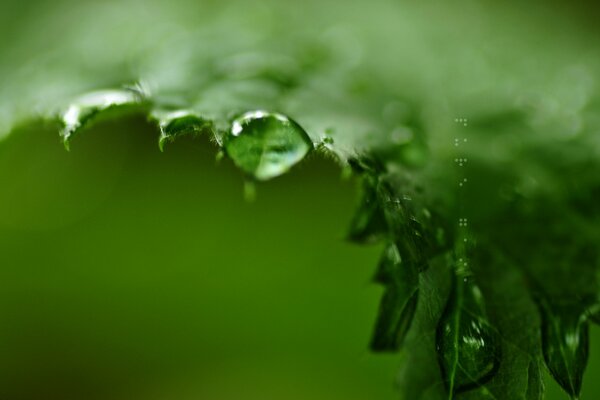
[347,179,387,244]
[436,273,500,396]
[59,87,147,149]
[370,242,419,352]
[223,111,313,180]
[537,298,589,399]
[152,110,211,151]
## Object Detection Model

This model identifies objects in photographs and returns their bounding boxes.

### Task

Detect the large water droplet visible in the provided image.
[59,87,147,149]
[436,273,500,396]
[223,111,313,180]
[537,298,589,399]
[370,241,419,352]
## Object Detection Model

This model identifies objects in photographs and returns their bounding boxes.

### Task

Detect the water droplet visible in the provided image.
[153,110,211,151]
[370,242,419,352]
[537,298,589,399]
[436,274,500,396]
[223,111,312,180]
[59,88,147,149]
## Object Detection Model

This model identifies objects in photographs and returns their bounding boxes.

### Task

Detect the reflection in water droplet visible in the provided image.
[223,111,313,180]
[59,88,147,149]
[436,273,500,396]
[370,242,419,352]
[537,298,589,399]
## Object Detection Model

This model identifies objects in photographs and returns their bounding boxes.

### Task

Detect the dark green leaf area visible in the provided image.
[378,178,433,272]
[370,241,419,352]
[537,298,589,399]
[436,274,500,397]
[347,177,388,244]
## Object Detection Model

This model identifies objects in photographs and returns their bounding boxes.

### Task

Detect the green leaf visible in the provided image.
[347,176,388,244]
[370,241,419,352]
[536,297,590,399]
[436,273,500,397]
[2,0,600,399]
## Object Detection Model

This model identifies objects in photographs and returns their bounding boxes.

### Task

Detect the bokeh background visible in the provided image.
[1,0,600,399]
[0,118,401,400]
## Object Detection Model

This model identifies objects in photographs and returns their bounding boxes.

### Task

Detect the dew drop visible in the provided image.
[537,298,589,399]
[59,88,147,149]
[370,241,419,352]
[153,110,211,151]
[436,273,500,396]
[223,111,313,180]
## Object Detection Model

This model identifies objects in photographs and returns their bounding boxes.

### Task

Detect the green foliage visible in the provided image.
[1,0,600,398]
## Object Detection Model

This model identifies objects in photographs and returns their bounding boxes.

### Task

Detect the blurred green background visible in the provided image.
[0,119,399,400]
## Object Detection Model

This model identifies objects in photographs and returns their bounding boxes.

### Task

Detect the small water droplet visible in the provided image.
[59,88,147,149]
[436,274,500,396]
[223,111,313,180]
[371,242,419,352]
[153,110,211,151]
[537,297,589,399]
